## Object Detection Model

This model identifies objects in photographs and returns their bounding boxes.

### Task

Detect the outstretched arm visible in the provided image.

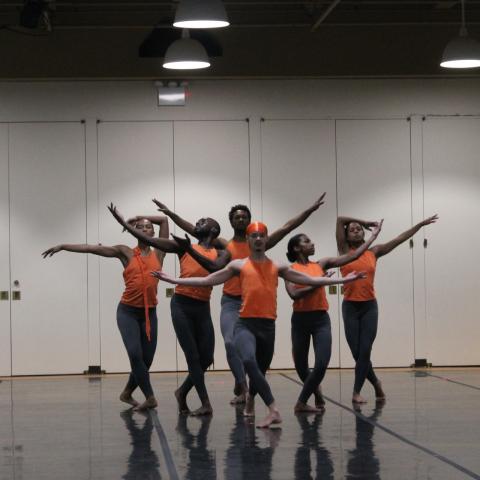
[266,193,326,250]
[285,270,334,300]
[108,203,180,254]
[336,216,379,254]
[171,233,231,272]
[280,264,366,287]
[370,215,438,258]
[152,260,242,287]
[42,243,130,267]
[321,220,383,269]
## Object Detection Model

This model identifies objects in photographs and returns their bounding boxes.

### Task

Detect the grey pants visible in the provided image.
[220,294,246,387]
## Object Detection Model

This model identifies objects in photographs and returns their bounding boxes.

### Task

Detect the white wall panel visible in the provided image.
[97,121,176,373]
[260,120,339,369]
[422,117,480,365]
[173,120,250,372]
[0,125,10,376]
[336,119,414,368]
[9,122,88,375]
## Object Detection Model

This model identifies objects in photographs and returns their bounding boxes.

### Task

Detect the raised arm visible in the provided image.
[172,233,231,272]
[108,203,180,254]
[336,216,379,254]
[280,264,365,287]
[42,243,130,267]
[152,199,197,237]
[152,260,242,287]
[322,220,383,269]
[370,215,438,259]
[266,193,326,250]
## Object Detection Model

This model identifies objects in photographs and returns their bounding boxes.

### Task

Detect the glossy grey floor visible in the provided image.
[1,368,480,480]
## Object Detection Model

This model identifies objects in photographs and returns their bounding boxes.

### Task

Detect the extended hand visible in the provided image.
[171,233,191,250]
[41,245,62,258]
[151,270,177,284]
[312,192,326,211]
[108,203,126,226]
[344,270,367,282]
[422,214,439,226]
[152,199,170,214]
[371,219,384,238]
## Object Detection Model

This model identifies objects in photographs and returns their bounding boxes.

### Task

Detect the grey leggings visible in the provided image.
[220,294,246,387]
[171,294,215,402]
[234,318,275,406]
[292,310,332,404]
[117,303,158,398]
[342,299,379,394]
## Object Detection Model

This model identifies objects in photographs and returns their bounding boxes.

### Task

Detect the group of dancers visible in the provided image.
[42,193,437,428]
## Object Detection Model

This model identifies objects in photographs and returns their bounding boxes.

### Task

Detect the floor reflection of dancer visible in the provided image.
[42,214,168,410]
[109,204,221,416]
[155,195,327,404]
[154,221,365,428]
[285,222,382,413]
[336,214,438,404]
[120,409,161,480]
[294,414,334,480]
[176,416,217,480]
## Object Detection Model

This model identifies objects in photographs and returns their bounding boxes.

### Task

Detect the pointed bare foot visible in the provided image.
[243,394,255,417]
[257,410,282,429]
[315,388,326,409]
[294,401,323,414]
[175,388,190,415]
[374,381,386,400]
[230,393,246,405]
[120,390,140,407]
[134,396,158,411]
[190,404,213,416]
[352,392,367,404]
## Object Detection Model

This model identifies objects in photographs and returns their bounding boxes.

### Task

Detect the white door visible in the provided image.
[0,125,11,376]
[336,119,414,367]
[173,120,251,371]
[260,119,339,369]
[9,122,88,375]
[422,117,480,365]
[97,121,177,373]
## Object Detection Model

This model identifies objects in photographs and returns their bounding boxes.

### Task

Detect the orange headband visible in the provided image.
[246,222,268,236]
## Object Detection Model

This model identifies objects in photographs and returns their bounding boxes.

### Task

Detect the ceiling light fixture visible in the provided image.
[163,29,210,70]
[173,0,229,29]
[441,0,480,69]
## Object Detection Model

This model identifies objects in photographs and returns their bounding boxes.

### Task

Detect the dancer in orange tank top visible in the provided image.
[42,213,169,411]
[337,214,438,404]
[285,222,382,413]
[109,204,223,416]
[153,221,366,428]
[154,194,327,404]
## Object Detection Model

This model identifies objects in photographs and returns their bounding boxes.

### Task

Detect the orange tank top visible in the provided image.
[291,262,329,312]
[175,244,218,302]
[340,250,377,301]
[239,258,278,320]
[223,240,250,297]
[121,248,161,341]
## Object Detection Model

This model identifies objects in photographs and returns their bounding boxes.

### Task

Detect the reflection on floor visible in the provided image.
[1,368,480,479]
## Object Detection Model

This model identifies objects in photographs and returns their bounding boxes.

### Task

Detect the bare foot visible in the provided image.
[257,409,282,429]
[134,396,158,411]
[294,401,323,414]
[230,393,246,405]
[243,394,255,417]
[119,390,139,407]
[315,388,326,409]
[352,392,367,404]
[190,404,213,416]
[374,381,386,400]
[175,388,190,415]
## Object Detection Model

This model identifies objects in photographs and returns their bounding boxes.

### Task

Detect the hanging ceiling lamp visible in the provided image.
[441,0,480,69]
[173,0,229,29]
[163,29,210,70]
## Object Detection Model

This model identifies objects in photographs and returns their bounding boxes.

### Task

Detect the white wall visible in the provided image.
[0,78,479,374]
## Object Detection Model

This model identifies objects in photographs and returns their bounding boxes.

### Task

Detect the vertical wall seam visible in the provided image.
[409,118,416,361]
[334,119,342,369]
[7,124,12,376]
[83,121,90,368]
